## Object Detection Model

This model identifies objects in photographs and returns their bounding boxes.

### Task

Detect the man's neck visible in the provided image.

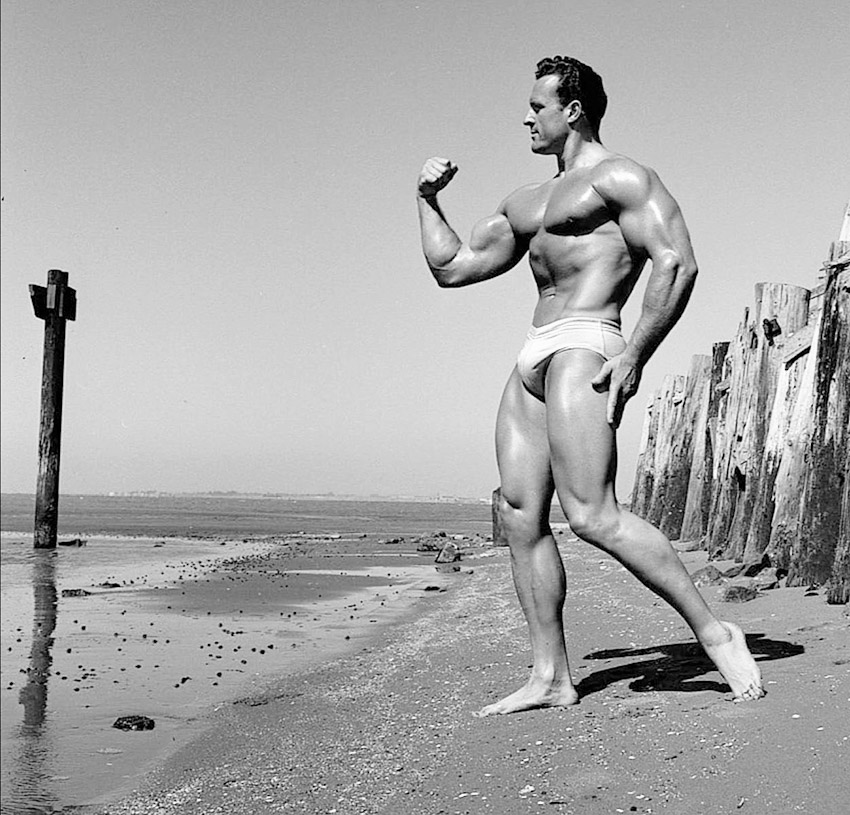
[556,129,603,175]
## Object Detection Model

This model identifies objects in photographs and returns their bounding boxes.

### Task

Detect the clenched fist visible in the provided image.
[418,157,458,198]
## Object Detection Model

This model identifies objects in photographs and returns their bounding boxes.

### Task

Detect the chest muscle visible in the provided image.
[542,181,610,236]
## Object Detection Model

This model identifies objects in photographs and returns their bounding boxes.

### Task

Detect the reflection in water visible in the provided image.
[7,551,59,814]
[20,552,58,726]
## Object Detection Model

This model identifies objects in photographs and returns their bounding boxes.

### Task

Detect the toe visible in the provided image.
[735,682,766,701]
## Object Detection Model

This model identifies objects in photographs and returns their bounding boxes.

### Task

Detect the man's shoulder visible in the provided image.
[591,154,682,216]
[590,154,660,204]
[499,176,562,217]
[490,181,545,226]
[502,179,549,203]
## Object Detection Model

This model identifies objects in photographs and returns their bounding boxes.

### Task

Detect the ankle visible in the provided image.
[530,663,571,686]
[696,620,732,648]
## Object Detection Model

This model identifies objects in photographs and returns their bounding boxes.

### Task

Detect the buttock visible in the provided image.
[516,317,626,399]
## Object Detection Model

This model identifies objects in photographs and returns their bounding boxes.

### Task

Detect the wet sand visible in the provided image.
[2,532,471,813]
[77,532,849,815]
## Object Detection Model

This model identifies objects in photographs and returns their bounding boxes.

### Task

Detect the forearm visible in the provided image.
[417,194,463,274]
[416,157,522,288]
[624,255,698,366]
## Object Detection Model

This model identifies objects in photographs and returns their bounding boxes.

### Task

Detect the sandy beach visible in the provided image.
[56,530,850,815]
[1,529,478,814]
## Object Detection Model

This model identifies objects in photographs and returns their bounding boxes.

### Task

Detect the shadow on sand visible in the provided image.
[577,633,804,697]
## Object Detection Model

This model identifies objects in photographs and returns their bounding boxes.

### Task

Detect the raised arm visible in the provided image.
[591,160,699,425]
[417,157,527,288]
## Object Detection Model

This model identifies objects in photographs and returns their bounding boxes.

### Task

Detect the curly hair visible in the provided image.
[535,55,607,131]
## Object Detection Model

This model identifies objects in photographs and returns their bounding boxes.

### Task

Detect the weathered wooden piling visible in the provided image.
[680,345,727,541]
[491,487,508,545]
[631,387,663,522]
[633,358,712,541]
[790,243,849,597]
[631,212,849,600]
[707,282,811,559]
[29,270,77,549]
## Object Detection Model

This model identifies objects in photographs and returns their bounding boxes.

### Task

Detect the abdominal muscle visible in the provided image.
[514,182,646,328]
[529,246,641,328]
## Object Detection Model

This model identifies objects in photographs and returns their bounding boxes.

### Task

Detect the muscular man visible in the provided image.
[417,55,764,714]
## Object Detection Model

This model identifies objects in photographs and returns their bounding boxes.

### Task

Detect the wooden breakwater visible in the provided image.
[631,232,849,604]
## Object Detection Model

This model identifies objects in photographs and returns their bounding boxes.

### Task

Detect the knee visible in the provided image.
[497,493,547,547]
[565,502,621,547]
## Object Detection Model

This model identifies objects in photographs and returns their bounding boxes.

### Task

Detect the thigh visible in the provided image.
[495,367,555,521]
[544,350,619,511]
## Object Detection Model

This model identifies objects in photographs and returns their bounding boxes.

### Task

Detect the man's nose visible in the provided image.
[523,110,534,126]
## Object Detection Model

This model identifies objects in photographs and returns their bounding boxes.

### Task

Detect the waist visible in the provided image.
[526,316,622,340]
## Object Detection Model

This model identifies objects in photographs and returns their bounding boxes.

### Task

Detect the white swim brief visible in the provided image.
[516,316,626,399]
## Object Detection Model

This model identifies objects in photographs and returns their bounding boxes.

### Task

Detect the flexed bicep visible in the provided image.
[433,210,527,288]
[418,160,533,289]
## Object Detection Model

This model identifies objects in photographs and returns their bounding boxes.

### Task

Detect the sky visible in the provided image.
[2,0,848,500]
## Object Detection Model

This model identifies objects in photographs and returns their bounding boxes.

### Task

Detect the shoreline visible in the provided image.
[1,530,480,814]
[79,538,848,815]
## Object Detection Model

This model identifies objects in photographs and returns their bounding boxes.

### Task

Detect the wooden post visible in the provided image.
[629,206,849,596]
[630,388,663,519]
[767,305,822,569]
[685,341,729,548]
[727,283,810,559]
[679,354,713,541]
[644,373,687,538]
[703,308,750,555]
[824,238,850,604]
[705,284,809,560]
[792,249,849,594]
[29,270,77,549]
[491,487,508,545]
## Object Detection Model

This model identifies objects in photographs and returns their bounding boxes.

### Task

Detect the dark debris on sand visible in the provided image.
[86,543,848,815]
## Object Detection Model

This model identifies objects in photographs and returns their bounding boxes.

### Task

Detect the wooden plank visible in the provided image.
[782,323,814,366]
[29,285,48,319]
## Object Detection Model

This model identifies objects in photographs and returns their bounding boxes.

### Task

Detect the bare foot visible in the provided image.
[702,621,765,701]
[474,675,579,717]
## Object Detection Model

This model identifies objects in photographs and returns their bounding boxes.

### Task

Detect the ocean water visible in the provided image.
[0,493,503,814]
[1,535,282,815]
[1,492,498,539]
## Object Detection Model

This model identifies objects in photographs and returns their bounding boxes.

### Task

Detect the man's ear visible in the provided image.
[565,99,583,123]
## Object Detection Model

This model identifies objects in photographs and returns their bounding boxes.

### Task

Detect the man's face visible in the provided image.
[524,74,570,155]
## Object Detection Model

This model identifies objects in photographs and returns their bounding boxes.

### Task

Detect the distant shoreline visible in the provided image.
[1,491,493,505]
[1,492,509,540]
